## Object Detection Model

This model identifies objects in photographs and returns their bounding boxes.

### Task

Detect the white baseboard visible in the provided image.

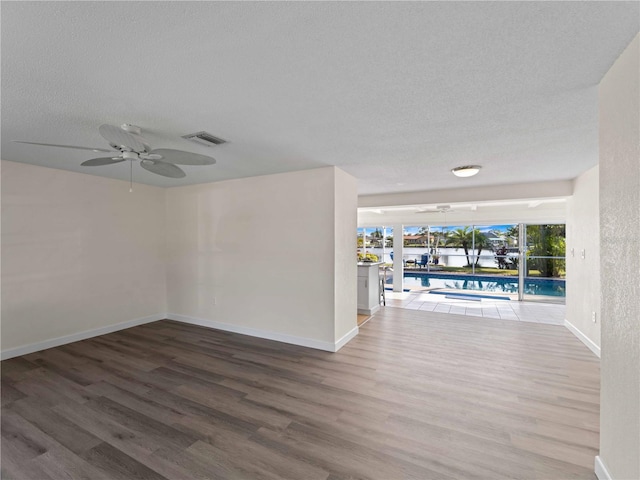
[1,313,165,361]
[595,456,611,480]
[335,326,359,352]
[564,319,601,357]
[1,313,360,360]
[357,304,380,316]
[167,313,358,353]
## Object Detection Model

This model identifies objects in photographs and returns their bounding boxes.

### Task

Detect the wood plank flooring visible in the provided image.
[1,309,600,479]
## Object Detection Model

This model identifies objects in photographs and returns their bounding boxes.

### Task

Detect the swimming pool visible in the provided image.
[386,272,565,297]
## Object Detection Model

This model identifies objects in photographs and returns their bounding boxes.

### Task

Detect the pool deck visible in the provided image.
[384,289,566,325]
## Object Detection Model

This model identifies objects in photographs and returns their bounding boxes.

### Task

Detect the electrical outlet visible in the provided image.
[213,297,217,306]
[592,311,597,323]
[581,249,586,259]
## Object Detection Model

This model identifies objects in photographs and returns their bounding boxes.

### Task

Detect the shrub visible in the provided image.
[358,252,379,262]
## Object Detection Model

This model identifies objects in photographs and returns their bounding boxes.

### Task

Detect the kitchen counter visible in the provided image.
[357,262,383,315]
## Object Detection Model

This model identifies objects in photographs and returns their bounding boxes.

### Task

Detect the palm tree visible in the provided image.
[446,227,473,266]
[472,230,491,266]
[446,227,491,267]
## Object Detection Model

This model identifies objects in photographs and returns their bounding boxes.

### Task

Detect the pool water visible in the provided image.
[386,272,565,297]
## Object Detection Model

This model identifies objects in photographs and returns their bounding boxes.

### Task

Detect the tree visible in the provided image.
[472,230,491,266]
[446,227,473,266]
[526,224,565,277]
[495,245,509,269]
[431,228,448,249]
[370,228,383,247]
[506,225,519,239]
[446,227,492,267]
[504,226,518,247]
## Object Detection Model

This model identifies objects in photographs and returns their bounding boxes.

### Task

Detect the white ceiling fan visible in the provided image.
[14,124,216,182]
[415,205,454,214]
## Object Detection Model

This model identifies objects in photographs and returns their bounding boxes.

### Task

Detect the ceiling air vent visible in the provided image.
[181,131,227,147]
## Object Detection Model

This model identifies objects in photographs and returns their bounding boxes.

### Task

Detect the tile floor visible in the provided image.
[384,290,566,325]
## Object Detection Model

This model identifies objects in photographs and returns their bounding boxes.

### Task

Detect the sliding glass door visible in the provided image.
[521,224,566,302]
[357,223,566,303]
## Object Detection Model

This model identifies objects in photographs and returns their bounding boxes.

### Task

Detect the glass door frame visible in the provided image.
[519,222,567,303]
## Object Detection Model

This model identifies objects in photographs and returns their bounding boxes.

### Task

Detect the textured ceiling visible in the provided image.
[1,2,638,194]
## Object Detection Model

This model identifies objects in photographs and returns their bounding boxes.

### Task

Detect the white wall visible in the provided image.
[565,165,600,356]
[597,34,639,480]
[165,166,357,350]
[358,180,570,228]
[358,200,567,228]
[333,168,358,342]
[1,160,166,356]
[359,180,573,209]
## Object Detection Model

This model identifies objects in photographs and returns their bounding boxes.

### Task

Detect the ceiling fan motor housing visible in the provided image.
[120,124,142,135]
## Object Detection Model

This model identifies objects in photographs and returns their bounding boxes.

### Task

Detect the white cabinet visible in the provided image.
[357,262,382,315]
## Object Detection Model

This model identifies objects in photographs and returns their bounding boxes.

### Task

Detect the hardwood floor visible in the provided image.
[2,309,600,479]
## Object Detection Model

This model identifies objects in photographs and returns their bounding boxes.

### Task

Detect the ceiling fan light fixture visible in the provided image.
[452,165,481,177]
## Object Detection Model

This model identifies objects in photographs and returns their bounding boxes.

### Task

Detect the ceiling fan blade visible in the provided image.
[148,148,216,166]
[81,157,125,166]
[99,124,150,153]
[13,141,112,153]
[140,160,186,178]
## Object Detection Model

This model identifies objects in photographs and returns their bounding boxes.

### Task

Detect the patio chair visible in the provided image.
[417,253,430,269]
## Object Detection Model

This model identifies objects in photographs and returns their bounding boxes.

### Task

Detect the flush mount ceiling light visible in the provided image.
[451,165,481,177]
